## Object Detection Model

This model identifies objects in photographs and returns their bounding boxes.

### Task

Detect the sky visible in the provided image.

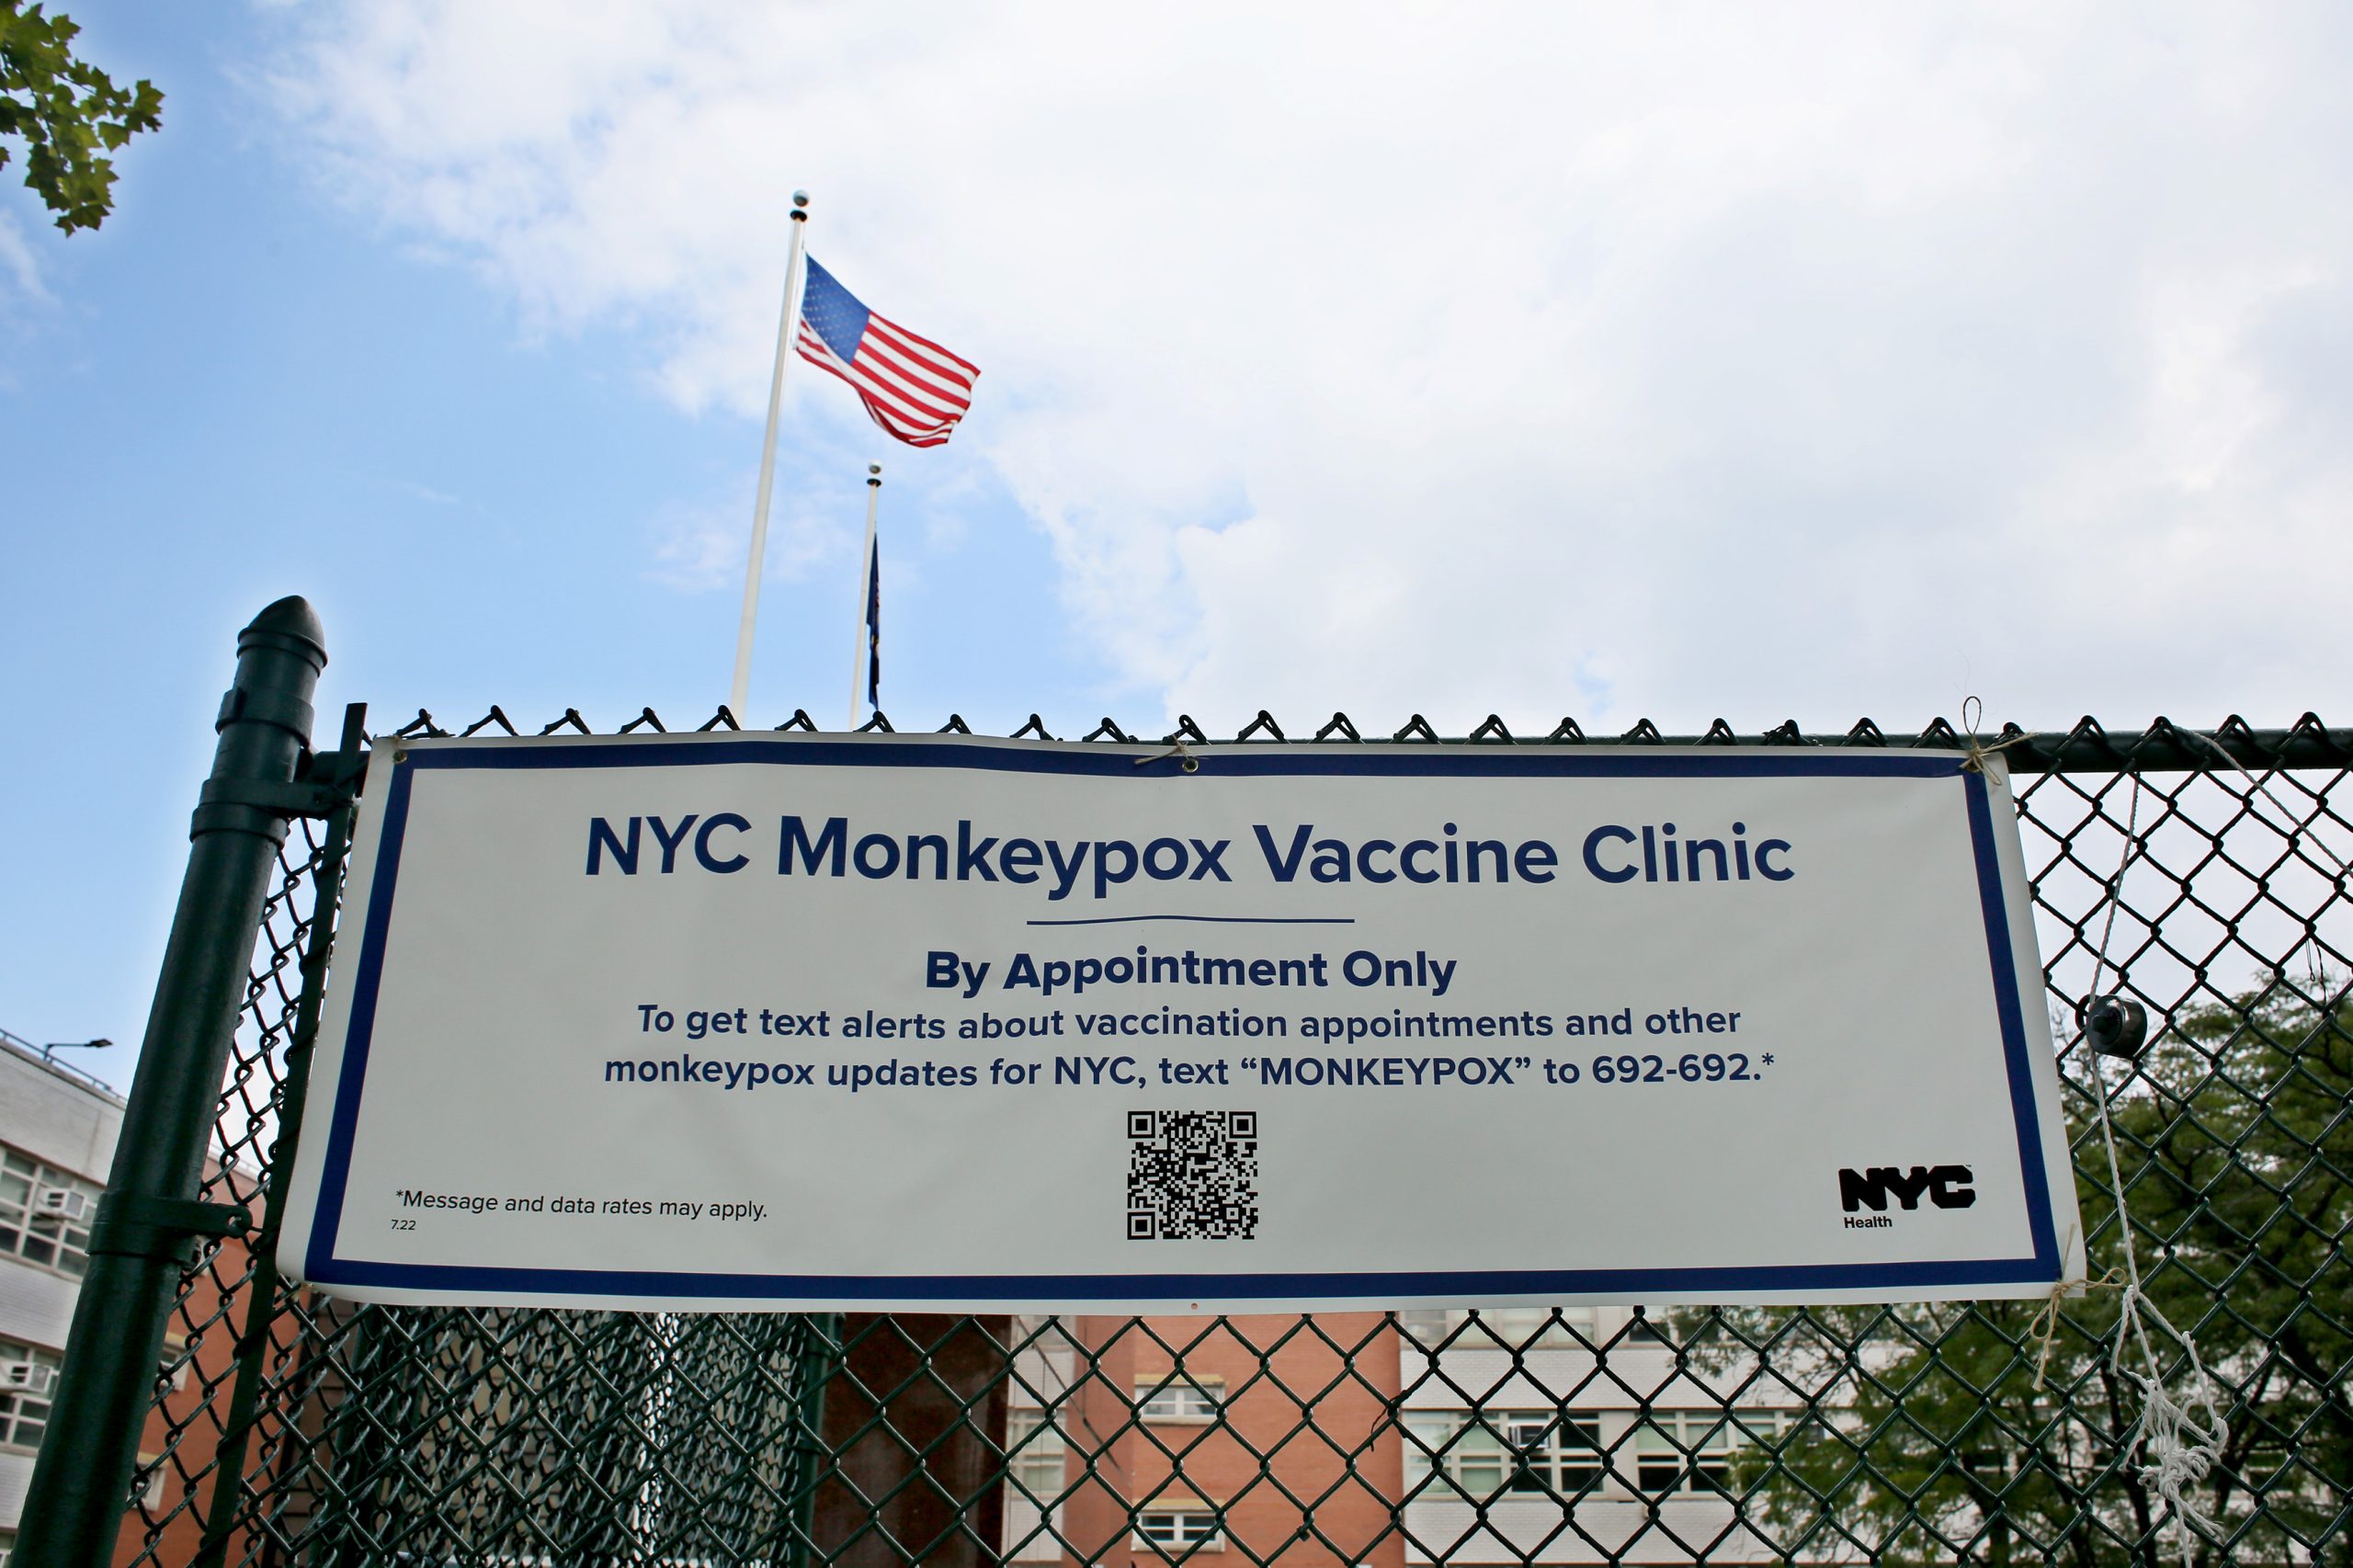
[5,3,2352,1089]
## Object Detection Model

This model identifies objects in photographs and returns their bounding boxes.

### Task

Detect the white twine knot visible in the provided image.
[1134,737,1199,773]
[2025,1241,2121,1392]
[1959,696,2040,774]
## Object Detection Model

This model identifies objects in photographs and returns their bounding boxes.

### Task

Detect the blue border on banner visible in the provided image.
[304,739,2063,1301]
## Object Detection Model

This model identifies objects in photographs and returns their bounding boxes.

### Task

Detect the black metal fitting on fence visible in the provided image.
[17,597,333,1568]
[2081,994,2152,1060]
[85,1193,254,1264]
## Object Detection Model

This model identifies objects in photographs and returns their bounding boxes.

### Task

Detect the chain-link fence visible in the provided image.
[108,708,2349,1568]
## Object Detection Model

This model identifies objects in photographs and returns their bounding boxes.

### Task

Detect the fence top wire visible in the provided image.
[379,706,2351,776]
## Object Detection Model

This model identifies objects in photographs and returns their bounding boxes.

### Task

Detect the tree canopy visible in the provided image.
[1,1,161,234]
[1689,982,2348,1566]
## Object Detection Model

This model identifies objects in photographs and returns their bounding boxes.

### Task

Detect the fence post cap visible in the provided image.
[238,596,327,670]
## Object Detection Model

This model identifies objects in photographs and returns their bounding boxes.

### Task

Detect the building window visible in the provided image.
[1,1341,65,1451]
[1134,1507,1222,1551]
[1405,1412,1504,1498]
[1135,1375,1220,1423]
[1505,1415,1605,1495]
[0,1147,102,1277]
[1399,1306,1599,1351]
[1005,1407,1066,1500]
[1404,1411,1603,1502]
[1633,1411,1785,1494]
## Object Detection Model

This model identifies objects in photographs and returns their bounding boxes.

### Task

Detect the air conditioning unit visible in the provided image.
[5,1362,58,1396]
[34,1187,92,1223]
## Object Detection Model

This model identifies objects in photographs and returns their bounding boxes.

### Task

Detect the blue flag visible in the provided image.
[865,534,881,709]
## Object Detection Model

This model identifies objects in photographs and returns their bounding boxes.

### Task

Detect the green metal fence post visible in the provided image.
[17,597,328,1568]
[189,701,365,1568]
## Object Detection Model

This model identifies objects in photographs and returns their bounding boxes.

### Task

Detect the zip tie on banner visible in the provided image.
[2080,771,2228,1567]
[1959,697,2040,774]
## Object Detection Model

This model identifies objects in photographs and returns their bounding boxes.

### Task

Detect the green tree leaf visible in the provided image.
[1691,983,2349,1565]
[1,0,164,234]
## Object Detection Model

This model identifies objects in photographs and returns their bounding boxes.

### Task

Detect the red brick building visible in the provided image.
[1003,1306,1813,1566]
[1008,1312,1404,1567]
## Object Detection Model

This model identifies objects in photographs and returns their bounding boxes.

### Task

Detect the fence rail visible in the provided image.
[49,688,2353,1568]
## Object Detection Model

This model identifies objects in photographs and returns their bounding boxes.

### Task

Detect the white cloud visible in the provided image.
[265,2,2353,733]
[0,210,51,304]
[647,481,856,595]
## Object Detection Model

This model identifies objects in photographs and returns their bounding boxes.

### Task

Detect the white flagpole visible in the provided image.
[728,189,812,725]
[848,463,881,729]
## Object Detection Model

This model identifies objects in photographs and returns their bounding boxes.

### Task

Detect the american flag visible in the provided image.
[796,257,979,448]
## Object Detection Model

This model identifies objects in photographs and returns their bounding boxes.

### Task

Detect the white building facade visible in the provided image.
[0,1027,121,1562]
[995,1304,1836,1567]
[1398,1305,1813,1565]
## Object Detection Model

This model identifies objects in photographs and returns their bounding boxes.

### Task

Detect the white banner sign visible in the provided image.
[280,733,2083,1311]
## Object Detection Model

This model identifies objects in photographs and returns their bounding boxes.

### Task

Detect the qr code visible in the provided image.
[1127,1110,1259,1240]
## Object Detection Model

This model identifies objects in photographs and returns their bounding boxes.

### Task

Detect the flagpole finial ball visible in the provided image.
[869,464,882,484]
[791,189,810,208]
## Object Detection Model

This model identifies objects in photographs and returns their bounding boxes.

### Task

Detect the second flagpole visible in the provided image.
[728,188,812,725]
[849,463,881,728]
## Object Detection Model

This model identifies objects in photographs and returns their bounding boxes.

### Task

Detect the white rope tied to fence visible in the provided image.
[2079,770,2228,1568]
[1958,697,2040,775]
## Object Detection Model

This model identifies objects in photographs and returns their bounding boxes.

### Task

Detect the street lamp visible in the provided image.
[40,1037,112,1066]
